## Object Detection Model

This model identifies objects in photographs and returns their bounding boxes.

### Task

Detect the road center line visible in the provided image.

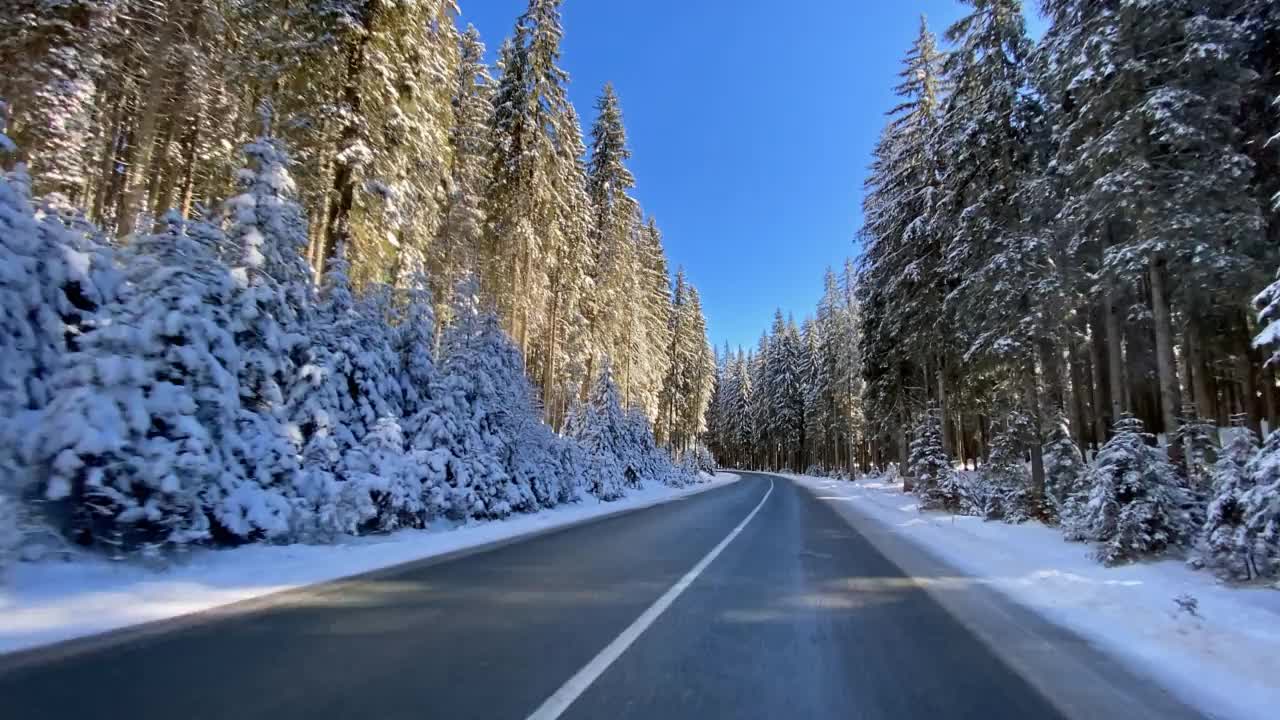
[524,476,775,720]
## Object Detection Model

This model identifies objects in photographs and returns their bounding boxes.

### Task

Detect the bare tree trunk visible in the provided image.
[1236,318,1262,436]
[1023,358,1047,515]
[321,0,381,274]
[91,98,127,224]
[936,357,951,456]
[1089,307,1110,444]
[117,4,178,239]
[1148,256,1181,444]
[1184,321,1213,421]
[1069,333,1092,451]
[542,286,559,426]
[1104,290,1127,427]
[899,410,912,492]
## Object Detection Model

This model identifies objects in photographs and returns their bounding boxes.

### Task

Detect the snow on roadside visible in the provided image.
[788,473,1280,720]
[0,473,740,656]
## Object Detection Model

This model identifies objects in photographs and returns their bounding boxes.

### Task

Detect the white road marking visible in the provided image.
[524,477,775,720]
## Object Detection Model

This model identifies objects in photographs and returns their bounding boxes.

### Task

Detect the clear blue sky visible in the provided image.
[460,1,1046,354]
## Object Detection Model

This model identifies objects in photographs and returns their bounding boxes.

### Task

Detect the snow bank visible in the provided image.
[788,473,1280,720]
[0,472,739,656]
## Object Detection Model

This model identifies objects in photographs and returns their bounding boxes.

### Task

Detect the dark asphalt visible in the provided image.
[0,474,1200,720]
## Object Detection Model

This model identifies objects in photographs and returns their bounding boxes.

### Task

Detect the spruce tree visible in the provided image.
[1199,423,1261,580]
[1081,417,1190,565]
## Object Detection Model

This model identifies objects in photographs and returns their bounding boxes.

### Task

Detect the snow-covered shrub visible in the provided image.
[1175,409,1218,529]
[551,436,587,505]
[910,409,958,511]
[1078,416,1191,565]
[34,214,290,549]
[343,417,423,532]
[689,444,717,475]
[1197,425,1261,580]
[0,491,21,571]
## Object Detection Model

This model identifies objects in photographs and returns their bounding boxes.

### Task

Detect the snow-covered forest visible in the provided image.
[705,0,1280,579]
[0,0,717,560]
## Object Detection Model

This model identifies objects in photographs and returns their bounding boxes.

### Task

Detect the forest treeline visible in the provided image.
[705,0,1280,578]
[0,0,715,441]
[0,0,717,558]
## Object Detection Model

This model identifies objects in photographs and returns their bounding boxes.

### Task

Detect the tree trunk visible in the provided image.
[541,286,559,426]
[1184,321,1213,421]
[1069,332,1092,451]
[1104,290,1127,426]
[117,4,178,239]
[1023,358,1046,515]
[1148,256,1181,443]
[321,0,381,274]
[1089,307,1110,443]
[91,97,127,224]
[936,357,951,456]
[1236,318,1262,436]
[899,410,912,492]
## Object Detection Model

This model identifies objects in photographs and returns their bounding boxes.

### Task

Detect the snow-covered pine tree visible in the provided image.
[1043,414,1088,524]
[1198,422,1261,580]
[1080,416,1191,566]
[1242,426,1280,580]
[434,25,493,320]
[223,138,314,526]
[430,284,541,519]
[973,411,1034,522]
[395,263,438,442]
[583,81,641,393]
[285,250,367,538]
[537,100,593,425]
[910,407,956,511]
[857,16,945,474]
[568,361,629,500]
[634,217,674,419]
[483,0,572,356]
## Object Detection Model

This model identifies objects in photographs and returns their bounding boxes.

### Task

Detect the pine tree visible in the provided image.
[1242,428,1280,579]
[434,25,493,319]
[858,17,945,455]
[484,0,571,356]
[568,362,628,500]
[1081,416,1190,565]
[1199,423,1261,580]
[910,407,956,511]
[1043,414,1088,523]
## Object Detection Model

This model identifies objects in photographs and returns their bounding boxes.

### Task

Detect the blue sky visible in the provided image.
[460,1,1046,354]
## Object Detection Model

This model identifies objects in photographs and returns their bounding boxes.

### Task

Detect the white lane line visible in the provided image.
[524,477,775,720]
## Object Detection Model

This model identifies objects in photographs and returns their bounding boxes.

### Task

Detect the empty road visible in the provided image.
[0,473,1199,719]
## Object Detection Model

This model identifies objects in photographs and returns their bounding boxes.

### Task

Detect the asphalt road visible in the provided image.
[0,473,1201,720]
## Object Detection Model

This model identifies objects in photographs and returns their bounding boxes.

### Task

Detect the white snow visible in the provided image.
[788,473,1280,720]
[0,472,739,656]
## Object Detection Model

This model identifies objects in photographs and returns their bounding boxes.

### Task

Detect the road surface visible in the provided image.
[0,473,1199,719]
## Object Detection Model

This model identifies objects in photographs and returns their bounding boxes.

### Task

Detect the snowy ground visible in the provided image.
[0,473,739,656]
[788,473,1280,720]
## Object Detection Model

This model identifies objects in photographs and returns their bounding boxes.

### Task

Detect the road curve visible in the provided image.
[0,473,1200,720]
